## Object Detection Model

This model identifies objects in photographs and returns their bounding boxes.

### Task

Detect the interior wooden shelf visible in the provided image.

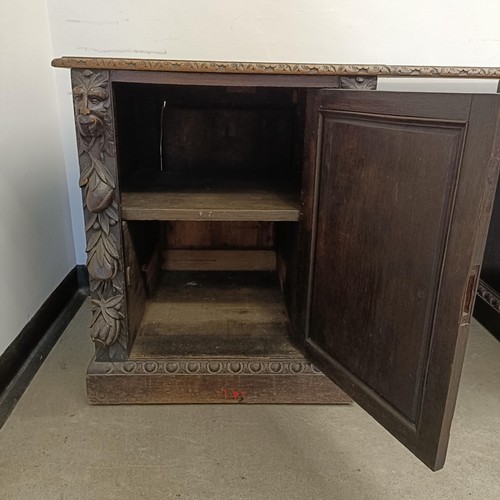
[129,271,303,359]
[121,189,300,221]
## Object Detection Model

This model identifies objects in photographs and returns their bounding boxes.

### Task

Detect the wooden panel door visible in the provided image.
[305,90,500,470]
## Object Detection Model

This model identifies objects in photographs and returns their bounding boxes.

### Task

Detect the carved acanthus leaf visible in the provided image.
[90,294,124,346]
[340,76,377,90]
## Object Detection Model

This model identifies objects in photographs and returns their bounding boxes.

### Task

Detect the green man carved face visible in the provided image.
[72,70,110,139]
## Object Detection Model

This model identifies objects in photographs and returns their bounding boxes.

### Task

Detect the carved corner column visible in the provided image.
[340,76,378,90]
[71,69,128,361]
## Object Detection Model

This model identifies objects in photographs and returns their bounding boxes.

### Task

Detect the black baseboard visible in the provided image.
[0,266,87,428]
[76,264,90,294]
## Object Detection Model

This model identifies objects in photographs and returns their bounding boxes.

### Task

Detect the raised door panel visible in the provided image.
[305,91,500,470]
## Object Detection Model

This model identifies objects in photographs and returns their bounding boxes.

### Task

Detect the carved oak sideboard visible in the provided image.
[53,57,500,471]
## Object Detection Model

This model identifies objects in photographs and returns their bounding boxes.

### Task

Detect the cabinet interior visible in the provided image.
[114,83,308,358]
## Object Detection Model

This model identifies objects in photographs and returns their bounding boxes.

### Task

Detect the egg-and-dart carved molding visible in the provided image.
[53,57,500,78]
[87,358,323,376]
[476,280,500,313]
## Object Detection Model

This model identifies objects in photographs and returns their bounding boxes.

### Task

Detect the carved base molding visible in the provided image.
[474,280,500,341]
[86,357,350,404]
[476,280,500,313]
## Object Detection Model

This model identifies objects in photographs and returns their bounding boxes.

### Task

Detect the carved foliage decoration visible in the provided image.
[72,69,126,354]
[53,58,500,79]
[340,76,377,90]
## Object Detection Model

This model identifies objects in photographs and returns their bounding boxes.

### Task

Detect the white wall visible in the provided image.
[46,0,500,65]
[0,1,76,356]
[46,0,500,263]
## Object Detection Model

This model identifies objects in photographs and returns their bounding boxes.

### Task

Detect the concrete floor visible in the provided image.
[0,301,499,500]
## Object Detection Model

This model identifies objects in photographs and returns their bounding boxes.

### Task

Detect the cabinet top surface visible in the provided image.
[52,56,500,78]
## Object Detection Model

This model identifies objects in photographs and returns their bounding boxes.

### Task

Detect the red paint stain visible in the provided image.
[221,388,247,401]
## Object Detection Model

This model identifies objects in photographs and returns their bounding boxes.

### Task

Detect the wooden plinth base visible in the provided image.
[86,357,350,404]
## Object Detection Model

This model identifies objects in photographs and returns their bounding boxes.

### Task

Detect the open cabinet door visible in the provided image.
[305,90,500,470]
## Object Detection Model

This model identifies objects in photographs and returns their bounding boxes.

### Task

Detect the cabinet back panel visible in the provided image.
[161,221,276,272]
[164,221,274,249]
[114,84,302,186]
[162,107,294,176]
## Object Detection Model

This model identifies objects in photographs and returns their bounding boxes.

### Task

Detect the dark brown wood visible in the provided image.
[416,95,500,468]
[162,220,278,268]
[281,78,380,339]
[319,90,472,119]
[305,90,500,470]
[141,241,162,296]
[162,250,276,271]
[111,70,340,88]
[161,104,294,177]
[71,69,128,360]
[114,85,301,185]
[122,222,147,350]
[165,221,275,249]
[87,358,350,404]
[277,90,321,340]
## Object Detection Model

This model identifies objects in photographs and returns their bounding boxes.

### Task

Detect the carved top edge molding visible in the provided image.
[52,57,500,78]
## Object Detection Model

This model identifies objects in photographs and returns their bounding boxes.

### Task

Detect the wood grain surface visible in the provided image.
[130,271,298,358]
[121,189,300,221]
[53,57,500,78]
